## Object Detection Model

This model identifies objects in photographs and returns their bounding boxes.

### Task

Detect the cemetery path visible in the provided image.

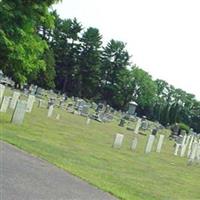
[0,141,117,200]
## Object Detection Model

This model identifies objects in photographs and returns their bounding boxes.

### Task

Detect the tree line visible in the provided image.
[0,0,199,132]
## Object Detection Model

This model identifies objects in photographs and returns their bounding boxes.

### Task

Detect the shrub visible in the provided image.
[178,122,190,133]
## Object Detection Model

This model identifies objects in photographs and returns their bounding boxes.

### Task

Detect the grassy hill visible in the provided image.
[1,88,200,200]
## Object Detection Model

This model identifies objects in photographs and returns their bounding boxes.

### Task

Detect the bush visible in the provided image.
[178,122,190,133]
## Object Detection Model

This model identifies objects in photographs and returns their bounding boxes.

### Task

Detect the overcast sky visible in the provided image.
[53,0,200,100]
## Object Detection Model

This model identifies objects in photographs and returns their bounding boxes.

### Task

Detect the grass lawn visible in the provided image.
[1,88,200,200]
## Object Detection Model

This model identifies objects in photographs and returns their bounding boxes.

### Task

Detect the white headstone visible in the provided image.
[47,105,54,117]
[11,100,27,125]
[196,142,200,163]
[0,96,10,112]
[113,133,124,148]
[188,140,198,164]
[38,99,42,107]
[145,134,155,153]
[86,117,91,125]
[10,91,20,109]
[174,143,181,156]
[145,135,155,153]
[131,137,138,151]
[156,134,165,153]
[180,135,191,157]
[181,134,187,146]
[187,136,194,157]
[134,118,142,134]
[0,84,5,104]
[26,95,35,112]
[56,114,60,120]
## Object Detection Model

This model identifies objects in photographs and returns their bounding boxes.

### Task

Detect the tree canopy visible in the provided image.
[0,4,199,132]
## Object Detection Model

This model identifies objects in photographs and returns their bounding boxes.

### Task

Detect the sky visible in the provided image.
[53,0,200,100]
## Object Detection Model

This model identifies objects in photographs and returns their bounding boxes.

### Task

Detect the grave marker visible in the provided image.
[11,100,27,125]
[10,91,20,109]
[188,140,199,164]
[56,114,60,120]
[47,105,54,117]
[113,133,124,148]
[26,95,35,112]
[174,143,182,156]
[131,137,138,151]
[187,136,194,157]
[156,134,165,153]
[145,134,155,153]
[0,96,10,112]
[86,117,91,125]
[180,135,191,157]
[134,118,142,134]
[0,84,5,103]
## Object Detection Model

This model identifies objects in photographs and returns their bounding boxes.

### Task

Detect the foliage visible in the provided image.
[178,122,190,133]
[0,0,60,84]
[0,6,199,132]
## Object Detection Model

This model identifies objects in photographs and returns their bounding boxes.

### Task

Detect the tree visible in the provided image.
[0,0,60,85]
[100,39,130,104]
[78,27,102,98]
[50,15,82,94]
[29,49,56,89]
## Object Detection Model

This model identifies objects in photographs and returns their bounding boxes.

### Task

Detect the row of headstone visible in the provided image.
[174,133,196,157]
[0,87,37,124]
[113,133,165,153]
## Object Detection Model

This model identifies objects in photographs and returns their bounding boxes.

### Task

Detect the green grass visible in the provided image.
[1,88,200,200]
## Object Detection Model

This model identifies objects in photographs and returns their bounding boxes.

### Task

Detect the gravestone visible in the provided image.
[188,140,199,164]
[11,100,27,125]
[174,135,184,156]
[151,128,158,136]
[67,103,74,113]
[119,118,126,127]
[38,99,43,108]
[156,134,165,153]
[86,117,91,125]
[0,84,5,103]
[127,101,137,116]
[80,105,89,117]
[113,133,124,148]
[187,136,194,157]
[96,103,104,113]
[29,84,37,95]
[180,135,191,157]
[91,102,98,110]
[56,114,60,120]
[196,142,200,163]
[131,137,138,151]
[10,91,20,109]
[134,118,142,134]
[140,120,149,130]
[145,134,155,153]
[104,113,114,122]
[26,95,35,112]
[47,105,54,117]
[0,96,10,112]
[174,143,182,156]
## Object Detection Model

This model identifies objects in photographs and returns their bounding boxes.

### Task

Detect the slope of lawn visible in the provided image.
[0,89,200,200]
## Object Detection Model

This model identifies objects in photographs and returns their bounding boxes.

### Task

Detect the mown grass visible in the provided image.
[0,88,200,200]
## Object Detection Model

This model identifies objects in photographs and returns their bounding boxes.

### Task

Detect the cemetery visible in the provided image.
[0,85,200,200]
